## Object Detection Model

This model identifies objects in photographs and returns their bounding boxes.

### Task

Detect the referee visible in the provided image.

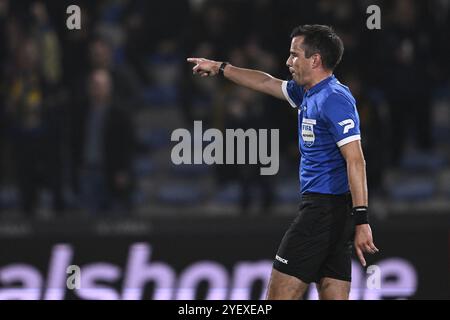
[187,24,378,300]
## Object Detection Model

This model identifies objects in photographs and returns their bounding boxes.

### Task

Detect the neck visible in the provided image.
[91,97,110,107]
[304,71,333,90]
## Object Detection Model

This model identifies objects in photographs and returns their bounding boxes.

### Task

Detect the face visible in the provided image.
[18,39,39,71]
[286,36,315,87]
[89,40,112,69]
[88,70,112,104]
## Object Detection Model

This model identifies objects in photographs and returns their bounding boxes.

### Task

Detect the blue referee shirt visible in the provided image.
[282,75,361,195]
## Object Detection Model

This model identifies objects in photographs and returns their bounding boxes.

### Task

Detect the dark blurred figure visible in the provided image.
[30,1,62,86]
[60,2,92,91]
[181,42,221,126]
[187,2,233,57]
[383,0,433,166]
[4,37,65,216]
[70,69,136,215]
[0,0,9,211]
[221,87,275,215]
[69,35,142,119]
[88,36,142,108]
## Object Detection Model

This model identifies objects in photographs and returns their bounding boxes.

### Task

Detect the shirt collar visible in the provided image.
[305,74,335,97]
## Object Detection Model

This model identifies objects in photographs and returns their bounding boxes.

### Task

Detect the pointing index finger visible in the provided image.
[187,57,200,64]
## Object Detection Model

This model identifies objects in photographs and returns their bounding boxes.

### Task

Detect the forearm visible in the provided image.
[222,64,285,99]
[347,159,368,207]
[188,57,285,99]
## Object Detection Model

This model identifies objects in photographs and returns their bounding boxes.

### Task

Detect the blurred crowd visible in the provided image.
[0,0,449,218]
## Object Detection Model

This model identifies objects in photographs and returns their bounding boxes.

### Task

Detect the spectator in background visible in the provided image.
[61,1,92,92]
[69,35,142,122]
[70,69,136,215]
[0,0,8,211]
[30,1,62,86]
[181,42,222,126]
[222,87,275,214]
[219,42,278,214]
[88,36,142,109]
[187,2,232,57]
[383,0,433,166]
[4,37,65,216]
[29,1,68,212]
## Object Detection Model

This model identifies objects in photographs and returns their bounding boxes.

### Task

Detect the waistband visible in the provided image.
[301,192,351,203]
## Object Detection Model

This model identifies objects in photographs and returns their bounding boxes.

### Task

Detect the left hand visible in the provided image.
[354,224,379,267]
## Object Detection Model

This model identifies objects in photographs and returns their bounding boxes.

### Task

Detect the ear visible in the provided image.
[311,53,322,69]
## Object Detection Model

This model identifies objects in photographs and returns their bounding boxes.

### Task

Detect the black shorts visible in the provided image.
[273,193,355,283]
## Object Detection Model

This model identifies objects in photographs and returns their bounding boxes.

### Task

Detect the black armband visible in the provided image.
[219,62,230,76]
[352,206,369,225]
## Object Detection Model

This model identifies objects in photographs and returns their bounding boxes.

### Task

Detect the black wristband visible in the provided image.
[219,62,229,76]
[352,206,369,225]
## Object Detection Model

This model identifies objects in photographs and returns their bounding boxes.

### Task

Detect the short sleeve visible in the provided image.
[322,93,361,147]
[282,80,304,108]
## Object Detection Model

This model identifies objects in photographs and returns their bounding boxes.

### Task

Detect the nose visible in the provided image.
[286,55,292,68]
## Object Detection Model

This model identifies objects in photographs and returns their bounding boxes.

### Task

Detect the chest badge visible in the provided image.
[301,118,316,147]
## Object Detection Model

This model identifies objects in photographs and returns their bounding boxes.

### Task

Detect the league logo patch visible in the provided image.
[338,119,355,134]
[301,118,316,147]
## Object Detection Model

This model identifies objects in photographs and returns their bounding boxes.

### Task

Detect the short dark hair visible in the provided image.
[290,24,344,71]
